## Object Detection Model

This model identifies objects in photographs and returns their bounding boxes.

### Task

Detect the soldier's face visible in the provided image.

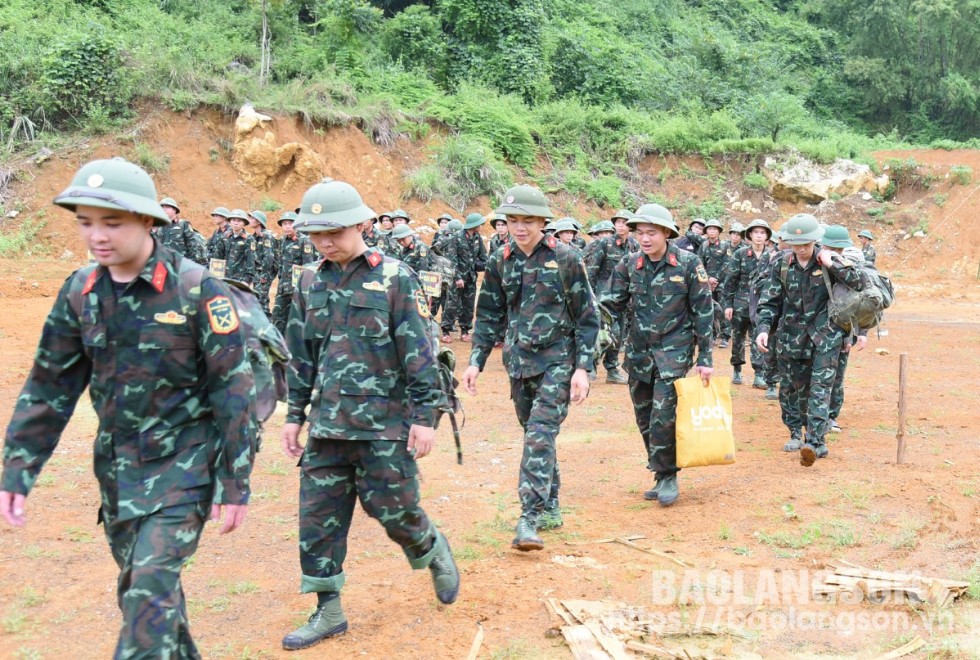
[308,226,365,265]
[859,236,870,247]
[595,231,613,240]
[380,218,393,230]
[230,218,245,233]
[691,224,705,235]
[634,224,669,257]
[163,205,178,221]
[248,216,260,230]
[397,235,413,249]
[791,242,816,262]
[749,228,768,244]
[730,232,742,245]
[496,223,508,236]
[393,217,407,226]
[76,205,154,268]
[613,218,628,237]
[557,230,575,244]
[439,219,449,228]
[507,215,546,248]
[281,220,295,237]
[706,227,720,239]
[212,214,226,226]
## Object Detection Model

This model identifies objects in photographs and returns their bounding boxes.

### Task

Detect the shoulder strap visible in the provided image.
[821,269,834,302]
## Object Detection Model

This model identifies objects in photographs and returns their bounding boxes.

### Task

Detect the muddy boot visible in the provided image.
[606,368,628,385]
[752,374,766,389]
[424,532,460,604]
[783,431,803,452]
[511,515,544,552]
[731,367,742,385]
[282,596,348,650]
[657,475,679,507]
[538,499,564,530]
[800,443,818,467]
[765,385,778,400]
[643,479,662,501]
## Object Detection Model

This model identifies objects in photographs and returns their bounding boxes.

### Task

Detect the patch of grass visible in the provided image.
[826,520,858,547]
[866,207,885,218]
[933,192,948,207]
[962,560,980,600]
[625,502,652,511]
[35,474,55,487]
[264,460,289,477]
[755,523,822,549]
[209,147,220,162]
[743,172,769,189]
[14,647,42,660]
[65,526,94,543]
[258,198,282,213]
[950,165,972,185]
[2,612,29,634]
[890,516,924,550]
[488,638,529,660]
[18,588,46,608]
[406,134,513,210]
[839,482,873,509]
[226,581,260,595]
[733,546,752,556]
[209,596,232,612]
[133,142,170,174]
[0,216,48,257]
[23,545,56,560]
[717,523,732,540]
[454,545,482,561]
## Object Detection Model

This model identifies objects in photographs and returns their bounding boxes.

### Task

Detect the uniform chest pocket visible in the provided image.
[304,288,331,340]
[348,292,390,339]
[138,325,199,387]
[533,268,563,304]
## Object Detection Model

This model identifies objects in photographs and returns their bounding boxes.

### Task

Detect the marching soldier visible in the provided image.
[272,210,318,334]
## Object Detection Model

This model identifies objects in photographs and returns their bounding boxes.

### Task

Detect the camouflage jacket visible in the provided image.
[756,247,865,359]
[449,230,487,283]
[157,218,206,265]
[862,244,877,265]
[571,235,587,251]
[377,231,402,259]
[722,244,774,316]
[698,238,732,280]
[586,234,639,295]
[216,230,256,286]
[207,225,232,261]
[470,236,600,379]
[277,234,318,295]
[488,233,508,256]
[399,238,432,275]
[286,248,445,440]
[362,226,380,249]
[253,229,279,285]
[601,244,714,382]
[431,229,454,257]
[673,231,703,255]
[1,244,256,520]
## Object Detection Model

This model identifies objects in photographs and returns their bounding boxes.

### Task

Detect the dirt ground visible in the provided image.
[1,113,979,658]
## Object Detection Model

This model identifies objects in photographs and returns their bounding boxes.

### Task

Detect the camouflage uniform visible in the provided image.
[2,242,256,659]
[672,230,703,254]
[286,249,448,597]
[602,244,714,481]
[399,236,433,275]
[755,248,790,389]
[376,230,402,258]
[207,225,232,261]
[586,234,639,372]
[252,228,279,312]
[756,248,864,448]
[215,230,256,286]
[488,232,508,256]
[699,237,733,341]
[429,225,459,321]
[862,244,877,264]
[441,229,486,336]
[272,232,318,335]
[722,244,773,375]
[157,218,207,265]
[470,236,599,526]
[362,224,381,249]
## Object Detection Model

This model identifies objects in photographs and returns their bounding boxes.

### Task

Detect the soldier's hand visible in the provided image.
[210,503,248,534]
[756,332,769,353]
[817,249,835,267]
[0,491,26,527]
[696,365,714,386]
[455,279,464,289]
[462,366,480,395]
[408,425,435,459]
[854,335,868,351]
[709,277,718,291]
[281,422,305,458]
[724,307,733,321]
[570,368,590,404]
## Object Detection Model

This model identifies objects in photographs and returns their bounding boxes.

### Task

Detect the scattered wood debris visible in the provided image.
[815,560,969,607]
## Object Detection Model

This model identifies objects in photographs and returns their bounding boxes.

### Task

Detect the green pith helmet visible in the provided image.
[463,212,488,230]
[858,230,874,240]
[821,225,853,248]
[437,213,453,221]
[489,213,507,228]
[589,220,615,234]
[391,224,415,239]
[229,209,248,221]
[390,209,410,222]
[446,219,463,231]
[378,211,393,222]
[627,208,680,239]
[729,222,745,234]
[54,158,170,227]
[211,206,230,218]
[249,210,268,228]
[295,179,376,233]
[743,218,773,241]
[772,229,785,242]
[633,203,673,225]
[495,184,554,219]
[704,218,724,230]
[611,209,633,221]
[551,218,578,234]
[160,197,180,213]
[689,217,707,229]
[277,211,298,225]
[781,213,824,244]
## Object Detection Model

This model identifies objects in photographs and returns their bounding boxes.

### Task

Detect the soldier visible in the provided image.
[858,230,876,264]
[375,211,401,258]
[248,210,279,312]
[280,179,459,650]
[586,209,637,384]
[699,218,733,348]
[0,158,256,658]
[463,185,599,551]
[392,223,432,274]
[488,213,509,255]
[568,218,588,251]
[728,222,745,251]
[361,216,381,249]
[673,218,705,254]
[157,197,207,265]
[755,214,864,466]
[600,206,714,507]
[723,219,774,388]
[430,218,462,324]
[207,206,232,260]
[756,229,789,400]
[272,211,318,335]
[551,217,583,255]
[441,212,487,343]
[215,209,256,286]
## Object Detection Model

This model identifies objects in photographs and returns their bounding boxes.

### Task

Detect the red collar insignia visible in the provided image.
[636,255,644,269]
[546,236,557,249]
[151,261,167,293]
[82,269,99,295]
[503,244,512,260]
[668,253,678,267]
[748,250,753,257]
[366,251,383,268]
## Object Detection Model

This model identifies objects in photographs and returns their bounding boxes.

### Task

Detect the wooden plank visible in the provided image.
[562,625,612,660]
[625,640,680,659]
[584,619,631,660]
[465,623,484,660]
[561,600,626,624]
[566,534,646,546]
[546,598,575,627]
[873,635,925,659]
[614,537,695,569]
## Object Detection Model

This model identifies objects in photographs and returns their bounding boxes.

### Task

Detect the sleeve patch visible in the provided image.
[206,295,240,334]
[695,263,709,283]
[414,288,431,319]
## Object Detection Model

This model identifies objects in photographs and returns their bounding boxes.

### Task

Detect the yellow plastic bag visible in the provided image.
[674,375,736,468]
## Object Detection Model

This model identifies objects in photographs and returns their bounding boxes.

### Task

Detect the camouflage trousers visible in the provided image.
[101,501,207,660]
[628,370,681,478]
[272,287,294,336]
[297,438,437,594]
[712,290,731,340]
[776,336,843,445]
[762,318,780,387]
[830,345,851,420]
[509,362,572,520]
[729,313,765,371]
[441,279,477,334]
[429,286,447,319]
[254,278,273,314]
[600,314,629,372]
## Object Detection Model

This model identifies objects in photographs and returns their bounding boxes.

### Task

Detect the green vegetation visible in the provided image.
[1,0,978,209]
[950,165,973,185]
